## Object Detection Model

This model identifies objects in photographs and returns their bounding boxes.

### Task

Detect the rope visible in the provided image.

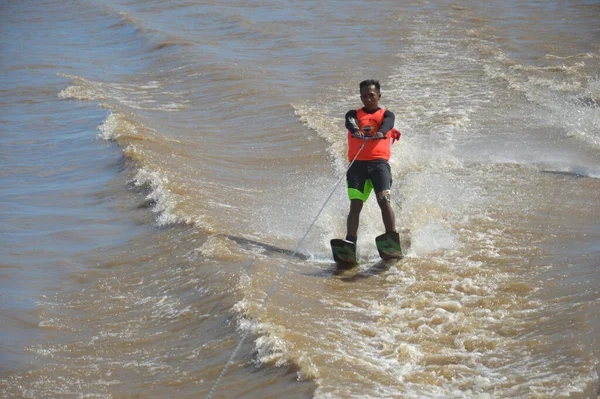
[206,136,369,399]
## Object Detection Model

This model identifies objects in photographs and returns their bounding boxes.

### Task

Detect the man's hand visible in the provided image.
[374,131,385,139]
[353,130,365,138]
[390,128,401,144]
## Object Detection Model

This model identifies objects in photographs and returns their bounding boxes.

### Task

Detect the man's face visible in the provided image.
[360,85,381,111]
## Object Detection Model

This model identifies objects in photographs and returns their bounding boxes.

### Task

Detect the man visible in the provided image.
[344,79,400,244]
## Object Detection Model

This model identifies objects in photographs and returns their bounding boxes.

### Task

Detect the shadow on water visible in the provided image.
[221,234,311,260]
[540,169,595,179]
[337,259,398,282]
[303,258,400,280]
[574,96,599,108]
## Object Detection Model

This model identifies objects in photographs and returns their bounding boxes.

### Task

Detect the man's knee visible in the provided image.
[377,190,391,204]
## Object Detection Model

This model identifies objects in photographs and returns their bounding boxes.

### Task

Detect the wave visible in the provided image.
[58,73,188,112]
[95,111,190,227]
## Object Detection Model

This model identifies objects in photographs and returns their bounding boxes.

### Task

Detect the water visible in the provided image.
[1,0,599,398]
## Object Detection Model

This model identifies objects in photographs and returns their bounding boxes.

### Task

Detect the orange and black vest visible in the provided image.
[347,107,391,161]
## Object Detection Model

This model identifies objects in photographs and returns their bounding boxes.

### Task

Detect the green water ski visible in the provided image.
[330,239,358,267]
[375,232,403,260]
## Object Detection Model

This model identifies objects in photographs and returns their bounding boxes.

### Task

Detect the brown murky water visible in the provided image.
[1,0,599,397]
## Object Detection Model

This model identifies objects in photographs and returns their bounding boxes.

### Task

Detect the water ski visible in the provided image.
[330,239,358,266]
[375,232,403,260]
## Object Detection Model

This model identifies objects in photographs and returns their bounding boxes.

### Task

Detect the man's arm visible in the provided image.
[379,110,395,135]
[345,110,360,134]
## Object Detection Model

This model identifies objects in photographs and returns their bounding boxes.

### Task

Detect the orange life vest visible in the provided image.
[347,107,392,161]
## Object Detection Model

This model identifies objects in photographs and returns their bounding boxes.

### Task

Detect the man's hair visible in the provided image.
[359,79,381,93]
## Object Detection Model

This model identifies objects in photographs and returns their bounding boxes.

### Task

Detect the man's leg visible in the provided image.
[370,160,396,234]
[377,191,396,233]
[346,161,369,243]
[346,199,363,243]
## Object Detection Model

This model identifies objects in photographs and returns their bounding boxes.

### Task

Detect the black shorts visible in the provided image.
[346,159,392,202]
